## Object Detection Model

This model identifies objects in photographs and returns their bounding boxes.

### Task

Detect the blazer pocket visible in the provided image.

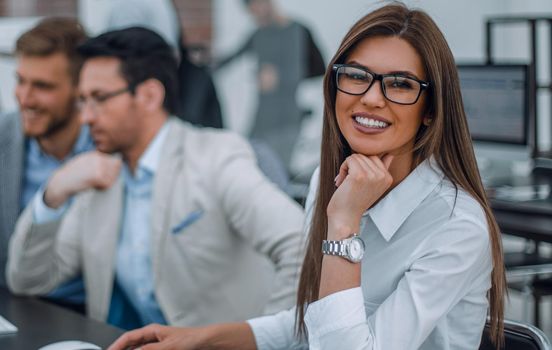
[171,210,204,234]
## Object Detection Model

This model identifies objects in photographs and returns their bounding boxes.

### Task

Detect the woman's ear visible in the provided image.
[134,78,165,112]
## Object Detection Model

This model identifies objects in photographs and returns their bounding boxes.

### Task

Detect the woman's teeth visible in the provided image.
[354,116,388,128]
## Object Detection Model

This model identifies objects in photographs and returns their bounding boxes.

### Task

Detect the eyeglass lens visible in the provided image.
[76,87,129,112]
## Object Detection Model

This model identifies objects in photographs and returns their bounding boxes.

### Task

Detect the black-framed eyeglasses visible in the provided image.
[333,64,430,105]
[76,87,130,112]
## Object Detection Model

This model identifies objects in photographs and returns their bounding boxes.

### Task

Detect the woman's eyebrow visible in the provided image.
[386,70,422,79]
[345,60,421,79]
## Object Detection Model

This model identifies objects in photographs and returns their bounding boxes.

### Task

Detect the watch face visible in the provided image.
[347,237,365,263]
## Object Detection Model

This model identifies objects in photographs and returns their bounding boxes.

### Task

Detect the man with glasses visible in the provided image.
[7,27,305,330]
[0,18,96,313]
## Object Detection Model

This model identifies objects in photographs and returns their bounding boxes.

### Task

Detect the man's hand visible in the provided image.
[44,151,122,208]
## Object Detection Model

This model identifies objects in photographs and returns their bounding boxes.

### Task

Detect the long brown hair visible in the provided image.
[295,2,505,346]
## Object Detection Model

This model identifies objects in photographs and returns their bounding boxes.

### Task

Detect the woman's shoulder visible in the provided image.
[411,159,487,226]
[436,178,486,216]
[423,178,490,245]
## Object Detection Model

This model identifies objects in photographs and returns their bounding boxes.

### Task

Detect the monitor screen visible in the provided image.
[457,64,529,145]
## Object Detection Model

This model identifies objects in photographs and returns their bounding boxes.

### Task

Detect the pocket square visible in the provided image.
[171,210,204,234]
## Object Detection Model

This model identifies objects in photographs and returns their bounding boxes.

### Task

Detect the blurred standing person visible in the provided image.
[0,18,92,313]
[215,0,325,170]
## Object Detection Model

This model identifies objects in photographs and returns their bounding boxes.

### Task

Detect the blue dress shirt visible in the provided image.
[114,123,169,327]
[33,123,170,327]
[22,125,94,305]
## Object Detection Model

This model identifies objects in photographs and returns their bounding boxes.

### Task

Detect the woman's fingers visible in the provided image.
[335,159,350,187]
[108,324,165,350]
[334,153,394,188]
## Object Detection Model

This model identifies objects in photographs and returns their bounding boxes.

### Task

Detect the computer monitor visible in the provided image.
[457,63,533,181]
[457,63,530,146]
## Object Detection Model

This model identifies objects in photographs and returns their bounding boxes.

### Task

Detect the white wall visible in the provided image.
[78,0,111,35]
[0,17,41,113]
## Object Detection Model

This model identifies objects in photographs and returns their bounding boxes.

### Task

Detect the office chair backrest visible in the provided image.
[479,319,552,350]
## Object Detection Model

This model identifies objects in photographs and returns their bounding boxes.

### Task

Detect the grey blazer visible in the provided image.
[8,118,306,326]
[0,112,24,287]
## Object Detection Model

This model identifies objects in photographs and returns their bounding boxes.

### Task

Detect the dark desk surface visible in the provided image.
[0,287,123,349]
[487,170,552,243]
[493,208,552,243]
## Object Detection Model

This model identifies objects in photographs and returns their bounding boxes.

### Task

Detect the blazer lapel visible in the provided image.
[150,119,187,282]
[83,177,124,321]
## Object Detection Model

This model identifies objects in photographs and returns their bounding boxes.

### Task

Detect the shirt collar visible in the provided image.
[27,137,44,160]
[27,124,94,162]
[73,124,95,156]
[133,122,170,176]
[367,157,445,242]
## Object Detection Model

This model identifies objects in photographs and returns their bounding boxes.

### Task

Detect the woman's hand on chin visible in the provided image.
[327,153,394,239]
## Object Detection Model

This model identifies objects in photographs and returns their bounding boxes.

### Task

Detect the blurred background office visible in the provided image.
[0,0,550,177]
[1,0,552,339]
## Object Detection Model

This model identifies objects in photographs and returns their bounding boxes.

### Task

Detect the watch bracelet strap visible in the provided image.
[322,239,346,256]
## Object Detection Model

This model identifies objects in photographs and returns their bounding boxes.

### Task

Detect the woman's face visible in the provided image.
[335,36,428,158]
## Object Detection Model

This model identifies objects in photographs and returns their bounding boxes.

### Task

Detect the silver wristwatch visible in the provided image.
[322,233,365,263]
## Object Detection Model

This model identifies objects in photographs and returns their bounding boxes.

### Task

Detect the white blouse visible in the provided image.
[248,158,493,350]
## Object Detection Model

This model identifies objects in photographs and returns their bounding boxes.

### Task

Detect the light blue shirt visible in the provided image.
[23,125,94,304]
[21,125,94,210]
[115,122,169,326]
[33,123,170,325]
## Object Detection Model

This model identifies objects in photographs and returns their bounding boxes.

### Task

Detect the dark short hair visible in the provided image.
[77,27,178,114]
[16,17,88,85]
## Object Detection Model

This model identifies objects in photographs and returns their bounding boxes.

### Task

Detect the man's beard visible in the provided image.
[34,98,78,140]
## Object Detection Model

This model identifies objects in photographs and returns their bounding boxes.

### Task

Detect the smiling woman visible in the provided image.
[334,36,430,185]
[293,3,505,349]
[107,3,505,350]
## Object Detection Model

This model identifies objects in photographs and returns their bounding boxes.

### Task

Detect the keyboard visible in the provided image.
[0,315,18,335]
